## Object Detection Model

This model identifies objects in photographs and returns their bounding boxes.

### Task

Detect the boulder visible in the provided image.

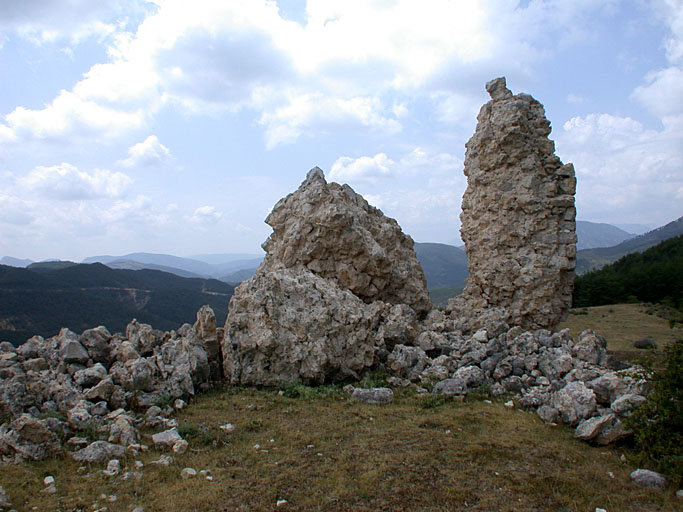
[551,381,597,426]
[73,441,125,463]
[451,76,576,330]
[0,414,62,462]
[630,469,667,488]
[574,414,615,441]
[432,378,467,396]
[79,326,113,365]
[351,387,394,405]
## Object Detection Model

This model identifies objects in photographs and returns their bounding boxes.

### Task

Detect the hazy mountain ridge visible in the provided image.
[575,221,635,250]
[0,263,234,347]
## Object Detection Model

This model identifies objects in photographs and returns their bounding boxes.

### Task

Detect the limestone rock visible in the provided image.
[351,387,394,405]
[152,428,182,450]
[630,469,667,488]
[224,266,385,385]
[0,414,62,462]
[452,76,576,330]
[0,484,11,508]
[73,441,125,463]
[574,414,616,441]
[551,381,597,426]
[261,168,430,313]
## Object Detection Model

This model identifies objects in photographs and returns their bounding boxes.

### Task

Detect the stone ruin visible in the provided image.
[0,78,650,473]
[222,167,431,386]
[449,76,577,331]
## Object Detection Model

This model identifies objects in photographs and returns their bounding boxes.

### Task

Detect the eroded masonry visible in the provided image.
[449,77,577,330]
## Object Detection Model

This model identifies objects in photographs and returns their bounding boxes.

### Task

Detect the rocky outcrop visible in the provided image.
[450,76,577,331]
[222,168,431,385]
[263,168,430,312]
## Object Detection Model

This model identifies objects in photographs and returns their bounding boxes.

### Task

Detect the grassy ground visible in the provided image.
[1,386,681,512]
[558,303,682,366]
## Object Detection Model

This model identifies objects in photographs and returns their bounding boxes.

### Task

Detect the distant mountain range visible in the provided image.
[575,221,635,250]
[0,262,234,346]
[2,217,680,335]
[576,216,683,274]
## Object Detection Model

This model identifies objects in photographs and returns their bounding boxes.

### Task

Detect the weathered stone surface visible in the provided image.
[351,387,394,405]
[73,441,125,463]
[551,381,597,426]
[224,266,385,385]
[630,469,667,488]
[450,76,576,330]
[0,414,62,462]
[0,483,11,508]
[223,169,430,386]
[261,168,430,313]
[432,378,467,396]
[152,428,183,450]
[574,414,616,441]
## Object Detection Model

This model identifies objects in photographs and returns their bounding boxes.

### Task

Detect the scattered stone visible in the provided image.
[574,414,615,441]
[180,467,197,479]
[351,387,394,405]
[172,439,189,454]
[219,423,235,434]
[73,441,125,464]
[630,469,667,488]
[552,382,597,426]
[149,454,174,466]
[432,378,466,396]
[173,399,186,410]
[103,459,121,477]
[43,476,55,486]
[0,484,11,508]
[504,401,515,409]
[276,499,288,507]
[152,428,182,450]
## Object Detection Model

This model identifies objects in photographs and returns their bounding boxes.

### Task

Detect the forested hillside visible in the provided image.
[572,235,683,309]
[0,263,234,346]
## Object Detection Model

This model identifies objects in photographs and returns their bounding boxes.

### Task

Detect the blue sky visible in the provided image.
[1,0,682,261]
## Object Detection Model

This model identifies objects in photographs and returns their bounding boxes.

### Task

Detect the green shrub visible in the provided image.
[624,339,683,485]
[279,381,342,399]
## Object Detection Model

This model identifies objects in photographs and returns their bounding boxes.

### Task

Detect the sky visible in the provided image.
[0,0,682,262]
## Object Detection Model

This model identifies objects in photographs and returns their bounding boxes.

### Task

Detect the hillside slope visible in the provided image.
[0,263,234,346]
[573,234,683,308]
[576,216,683,273]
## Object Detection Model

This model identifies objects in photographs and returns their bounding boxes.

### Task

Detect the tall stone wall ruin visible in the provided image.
[450,77,577,330]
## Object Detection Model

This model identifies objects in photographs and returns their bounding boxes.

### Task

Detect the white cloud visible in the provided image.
[120,135,171,167]
[3,90,146,142]
[330,153,394,184]
[0,0,615,147]
[19,163,133,200]
[327,147,465,243]
[557,113,683,225]
[259,93,401,148]
[189,205,223,225]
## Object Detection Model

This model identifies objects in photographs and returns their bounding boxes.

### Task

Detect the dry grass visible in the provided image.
[558,303,682,366]
[1,387,681,512]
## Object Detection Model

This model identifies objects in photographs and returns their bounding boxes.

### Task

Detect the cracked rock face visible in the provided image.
[223,168,430,385]
[452,76,577,330]
[263,168,430,313]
